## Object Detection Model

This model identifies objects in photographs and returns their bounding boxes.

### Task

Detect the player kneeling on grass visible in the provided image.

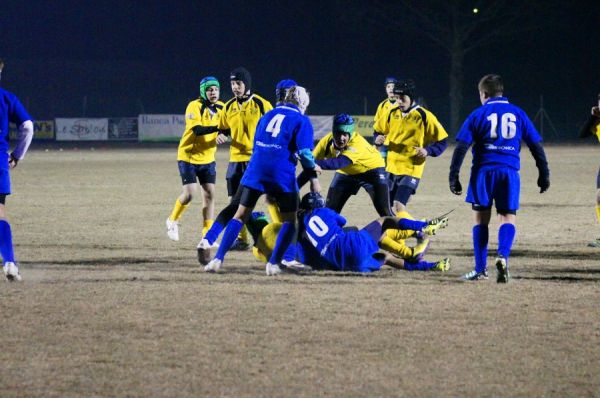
[247,193,450,273]
[203,84,320,275]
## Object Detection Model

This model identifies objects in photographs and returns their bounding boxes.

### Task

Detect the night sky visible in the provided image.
[1,1,598,139]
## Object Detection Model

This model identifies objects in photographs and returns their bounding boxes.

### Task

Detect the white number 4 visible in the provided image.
[266,114,286,137]
[487,112,517,139]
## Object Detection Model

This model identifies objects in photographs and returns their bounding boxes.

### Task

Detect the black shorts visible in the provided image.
[178,161,216,185]
[330,168,388,196]
[239,186,299,213]
[226,161,249,196]
[597,167,600,189]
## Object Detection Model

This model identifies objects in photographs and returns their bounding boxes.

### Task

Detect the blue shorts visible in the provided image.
[326,229,384,273]
[466,166,520,212]
[0,152,10,195]
[178,161,216,185]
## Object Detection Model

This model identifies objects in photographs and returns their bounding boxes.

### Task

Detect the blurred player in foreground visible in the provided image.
[203,84,320,275]
[0,60,34,281]
[166,76,223,241]
[579,93,600,247]
[449,74,550,283]
[248,193,450,273]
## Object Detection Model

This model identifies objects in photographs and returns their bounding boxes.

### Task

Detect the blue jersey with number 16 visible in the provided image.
[455,96,542,170]
[241,104,314,193]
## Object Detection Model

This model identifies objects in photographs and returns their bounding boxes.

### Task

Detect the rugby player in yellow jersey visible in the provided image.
[374,79,449,214]
[373,77,399,161]
[579,92,600,247]
[298,113,392,216]
[215,67,273,250]
[166,76,224,242]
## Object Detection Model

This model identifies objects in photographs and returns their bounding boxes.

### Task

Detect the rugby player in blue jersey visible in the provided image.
[449,74,550,283]
[204,84,321,275]
[293,192,449,273]
[0,62,34,281]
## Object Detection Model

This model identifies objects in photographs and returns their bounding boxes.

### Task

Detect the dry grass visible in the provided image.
[1,145,599,397]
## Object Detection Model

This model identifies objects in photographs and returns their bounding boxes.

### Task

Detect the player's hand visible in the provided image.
[8,153,18,169]
[449,174,462,195]
[537,174,550,193]
[592,107,600,117]
[313,164,322,175]
[413,146,428,158]
[374,135,386,145]
[216,133,228,145]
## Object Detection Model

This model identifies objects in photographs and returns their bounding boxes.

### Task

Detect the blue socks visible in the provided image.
[204,221,224,245]
[404,260,436,271]
[269,222,296,265]
[397,218,427,231]
[214,219,243,260]
[498,223,516,259]
[0,220,15,263]
[473,224,489,273]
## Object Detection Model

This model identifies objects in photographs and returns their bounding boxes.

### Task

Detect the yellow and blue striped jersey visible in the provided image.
[177,99,224,164]
[373,105,448,178]
[218,94,273,162]
[313,132,384,175]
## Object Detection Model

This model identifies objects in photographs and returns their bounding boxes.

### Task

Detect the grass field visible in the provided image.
[1,145,599,397]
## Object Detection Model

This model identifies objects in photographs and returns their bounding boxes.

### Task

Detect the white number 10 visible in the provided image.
[266,114,286,137]
[487,112,516,139]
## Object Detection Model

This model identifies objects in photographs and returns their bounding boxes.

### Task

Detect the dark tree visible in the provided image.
[369,0,555,131]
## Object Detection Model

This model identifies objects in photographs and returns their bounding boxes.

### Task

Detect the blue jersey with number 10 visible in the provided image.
[455,96,542,170]
[241,104,314,193]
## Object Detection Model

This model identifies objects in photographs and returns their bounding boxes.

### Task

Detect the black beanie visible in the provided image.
[230,67,252,93]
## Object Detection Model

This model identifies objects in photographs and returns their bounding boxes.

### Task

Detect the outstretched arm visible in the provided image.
[448,141,469,195]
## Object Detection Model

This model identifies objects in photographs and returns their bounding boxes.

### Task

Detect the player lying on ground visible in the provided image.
[246,192,450,273]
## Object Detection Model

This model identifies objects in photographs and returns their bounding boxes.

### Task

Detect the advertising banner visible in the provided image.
[108,117,138,141]
[309,115,376,140]
[9,120,55,140]
[56,118,108,141]
[351,115,376,138]
[138,114,184,142]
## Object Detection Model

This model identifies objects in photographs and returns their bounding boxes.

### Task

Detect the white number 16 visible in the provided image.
[487,112,516,139]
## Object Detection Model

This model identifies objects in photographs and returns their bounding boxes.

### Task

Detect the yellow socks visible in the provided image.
[596,205,600,224]
[169,199,189,222]
[267,203,282,223]
[202,219,214,237]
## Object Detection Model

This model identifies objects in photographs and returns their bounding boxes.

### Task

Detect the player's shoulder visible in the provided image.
[0,87,18,103]
[214,100,225,110]
[251,94,272,107]
[223,97,238,112]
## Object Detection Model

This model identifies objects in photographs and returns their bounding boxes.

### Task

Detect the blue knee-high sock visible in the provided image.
[214,219,243,260]
[204,221,224,245]
[0,220,15,263]
[283,243,297,262]
[473,224,488,273]
[397,218,427,231]
[497,223,516,259]
[404,260,435,271]
[269,222,296,265]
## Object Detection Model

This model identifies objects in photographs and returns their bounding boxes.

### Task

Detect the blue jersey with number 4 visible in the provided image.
[241,104,314,193]
[456,97,542,170]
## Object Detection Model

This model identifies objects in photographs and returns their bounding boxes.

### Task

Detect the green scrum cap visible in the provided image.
[199,76,220,100]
